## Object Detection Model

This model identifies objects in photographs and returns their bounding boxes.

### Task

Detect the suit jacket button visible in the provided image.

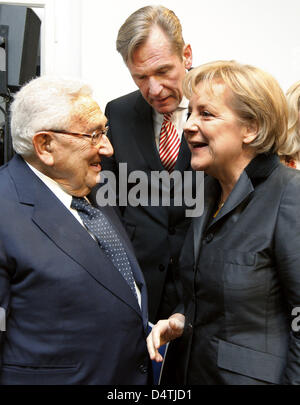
[204,233,214,243]
[159,264,165,272]
[187,323,193,334]
[168,227,176,235]
[139,364,148,374]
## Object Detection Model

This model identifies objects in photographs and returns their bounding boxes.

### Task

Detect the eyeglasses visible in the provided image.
[38,126,109,146]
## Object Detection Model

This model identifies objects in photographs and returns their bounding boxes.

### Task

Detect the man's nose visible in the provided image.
[97,135,114,157]
[148,77,162,97]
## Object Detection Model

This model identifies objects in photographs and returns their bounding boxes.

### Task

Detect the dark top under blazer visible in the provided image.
[161,154,300,385]
[99,90,194,322]
[0,154,149,385]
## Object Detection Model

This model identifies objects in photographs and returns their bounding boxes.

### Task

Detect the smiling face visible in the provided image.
[45,96,113,196]
[184,81,257,183]
[127,26,192,114]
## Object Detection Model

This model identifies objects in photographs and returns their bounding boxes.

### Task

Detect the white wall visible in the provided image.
[1,0,300,112]
[81,0,300,109]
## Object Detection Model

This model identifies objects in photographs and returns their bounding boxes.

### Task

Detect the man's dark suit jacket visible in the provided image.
[100,90,194,322]
[0,154,150,385]
[161,154,300,384]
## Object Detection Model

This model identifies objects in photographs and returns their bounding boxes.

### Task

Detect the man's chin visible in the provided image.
[154,103,177,114]
[151,97,179,114]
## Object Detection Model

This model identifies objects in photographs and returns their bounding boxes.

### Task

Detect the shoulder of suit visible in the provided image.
[106,90,151,119]
[107,90,142,107]
[276,162,300,185]
[0,161,21,203]
[0,160,9,175]
[0,156,17,185]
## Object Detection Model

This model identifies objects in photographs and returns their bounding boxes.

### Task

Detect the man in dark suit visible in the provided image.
[0,76,150,385]
[99,5,194,323]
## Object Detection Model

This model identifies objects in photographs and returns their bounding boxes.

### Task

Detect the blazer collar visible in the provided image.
[8,155,145,321]
[134,94,164,171]
[193,175,219,263]
[193,153,280,262]
[245,152,280,181]
[210,153,280,226]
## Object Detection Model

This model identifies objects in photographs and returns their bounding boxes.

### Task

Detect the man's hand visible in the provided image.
[147,313,185,362]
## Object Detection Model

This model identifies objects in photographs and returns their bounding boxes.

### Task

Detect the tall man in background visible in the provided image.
[99,5,194,323]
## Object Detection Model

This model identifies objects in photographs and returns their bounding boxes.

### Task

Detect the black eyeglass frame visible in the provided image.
[36,127,109,146]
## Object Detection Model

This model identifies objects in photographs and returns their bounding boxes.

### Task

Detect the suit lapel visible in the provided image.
[193,176,219,266]
[208,171,254,229]
[192,154,280,270]
[134,94,165,171]
[193,172,254,265]
[8,155,143,318]
[174,135,192,172]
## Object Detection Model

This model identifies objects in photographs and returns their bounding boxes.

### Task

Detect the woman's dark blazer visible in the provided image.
[161,153,300,385]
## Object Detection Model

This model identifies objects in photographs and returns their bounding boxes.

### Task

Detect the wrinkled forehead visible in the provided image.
[70,95,106,127]
[71,95,99,116]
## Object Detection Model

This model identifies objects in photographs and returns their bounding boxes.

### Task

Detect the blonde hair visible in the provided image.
[116,5,185,64]
[183,60,288,154]
[278,80,300,156]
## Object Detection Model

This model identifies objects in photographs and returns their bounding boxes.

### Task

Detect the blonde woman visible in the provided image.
[280,80,300,168]
[148,61,300,385]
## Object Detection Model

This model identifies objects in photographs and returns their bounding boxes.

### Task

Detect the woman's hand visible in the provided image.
[147,313,185,362]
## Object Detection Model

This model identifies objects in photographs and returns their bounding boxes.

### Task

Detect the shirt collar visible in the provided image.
[177,96,189,110]
[25,161,73,210]
[153,96,189,123]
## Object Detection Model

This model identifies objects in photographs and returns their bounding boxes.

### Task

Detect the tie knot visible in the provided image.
[71,196,98,218]
[71,196,89,209]
[163,112,173,122]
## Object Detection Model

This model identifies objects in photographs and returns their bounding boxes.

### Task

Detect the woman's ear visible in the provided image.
[32,132,55,166]
[243,121,258,145]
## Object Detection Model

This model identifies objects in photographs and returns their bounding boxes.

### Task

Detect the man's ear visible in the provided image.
[32,132,55,166]
[182,44,192,70]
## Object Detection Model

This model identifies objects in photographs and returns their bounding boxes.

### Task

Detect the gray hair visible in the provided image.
[117,5,185,64]
[11,76,92,157]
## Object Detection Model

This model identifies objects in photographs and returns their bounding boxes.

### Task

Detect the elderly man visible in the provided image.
[99,5,194,323]
[0,76,150,385]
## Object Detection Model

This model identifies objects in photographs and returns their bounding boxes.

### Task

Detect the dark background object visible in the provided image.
[0,5,41,88]
[0,123,4,166]
[0,4,41,165]
[0,25,7,94]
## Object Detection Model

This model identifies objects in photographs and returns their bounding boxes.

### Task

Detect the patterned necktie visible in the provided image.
[71,197,138,300]
[159,112,181,172]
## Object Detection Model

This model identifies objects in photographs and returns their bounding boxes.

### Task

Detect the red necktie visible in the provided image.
[159,113,180,172]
